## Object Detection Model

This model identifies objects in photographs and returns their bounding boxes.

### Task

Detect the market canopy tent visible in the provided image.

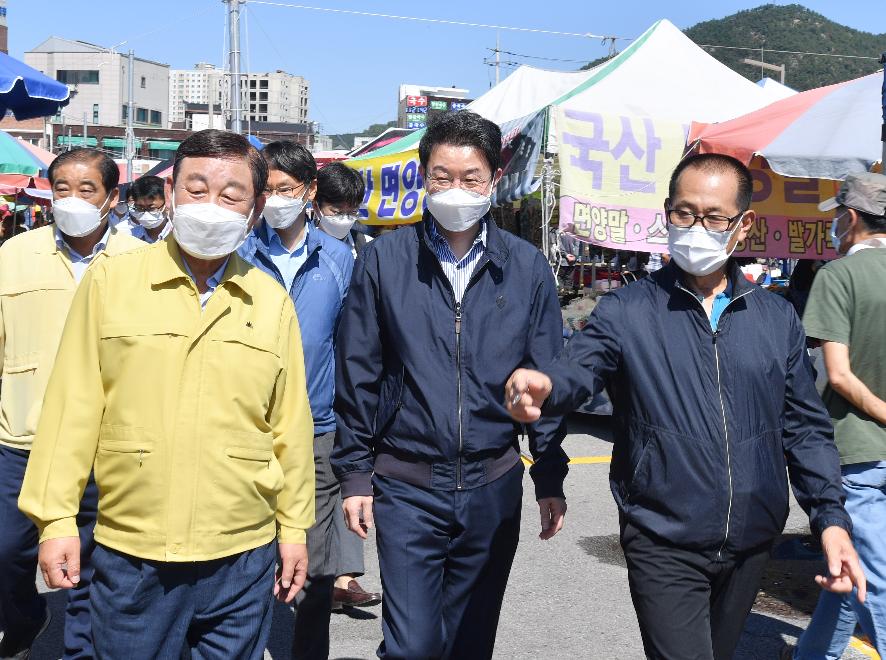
[756,77,797,103]
[0,51,70,120]
[689,71,883,180]
[0,131,51,175]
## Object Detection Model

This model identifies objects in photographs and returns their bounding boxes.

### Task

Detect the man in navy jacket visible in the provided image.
[507,153,865,660]
[332,111,568,659]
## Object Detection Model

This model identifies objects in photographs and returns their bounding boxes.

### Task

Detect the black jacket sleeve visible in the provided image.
[524,254,569,500]
[540,292,624,417]
[782,308,852,537]
[332,247,382,498]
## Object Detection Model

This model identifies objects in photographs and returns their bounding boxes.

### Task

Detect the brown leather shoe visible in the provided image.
[332,579,381,610]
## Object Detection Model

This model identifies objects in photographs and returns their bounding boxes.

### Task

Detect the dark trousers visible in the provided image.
[292,432,339,660]
[0,445,44,639]
[620,520,771,660]
[373,462,524,660]
[0,446,99,656]
[90,541,275,659]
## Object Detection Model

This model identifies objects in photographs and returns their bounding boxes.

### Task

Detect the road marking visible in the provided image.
[520,454,612,466]
[850,636,880,659]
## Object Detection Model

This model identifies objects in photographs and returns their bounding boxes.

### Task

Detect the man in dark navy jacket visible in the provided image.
[332,111,568,659]
[506,153,866,660]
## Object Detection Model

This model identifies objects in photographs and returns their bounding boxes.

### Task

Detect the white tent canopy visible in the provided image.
[756,77,797,103]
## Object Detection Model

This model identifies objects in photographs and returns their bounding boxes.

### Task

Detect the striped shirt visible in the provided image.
[427,219,487,303]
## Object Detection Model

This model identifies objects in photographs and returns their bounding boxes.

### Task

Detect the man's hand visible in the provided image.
[817,526,866,603]
[506,368,553,423]
[342,496,374,539]
[39,537,81,589]
[538,497,567,540]
[275,543,308,603]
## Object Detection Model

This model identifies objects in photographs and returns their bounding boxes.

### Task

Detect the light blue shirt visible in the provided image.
[128,220,172,244]
[268,222,310,292]
[181,256,229,309]
[55,224,111,283]
[427,219,487,304]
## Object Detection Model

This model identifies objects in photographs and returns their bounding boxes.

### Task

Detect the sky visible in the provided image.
[8,0,886,135]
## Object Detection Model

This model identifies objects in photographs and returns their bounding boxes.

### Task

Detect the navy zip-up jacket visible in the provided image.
[332,213,568,500]
[239,220,353,434]
[540,260,850,554]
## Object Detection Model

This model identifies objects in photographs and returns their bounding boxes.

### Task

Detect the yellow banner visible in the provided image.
[345,149,425,226]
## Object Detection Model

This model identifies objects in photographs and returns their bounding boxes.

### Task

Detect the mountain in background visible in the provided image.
[585,4,885,91]
[328,120,398,152]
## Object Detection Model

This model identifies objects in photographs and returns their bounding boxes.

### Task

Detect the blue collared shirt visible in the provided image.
[427,219,487,303]
[181,256,229,309]
[128,220,172,244]
[55,224,111,283]
[268,222,310,292]
[688,278,733,331]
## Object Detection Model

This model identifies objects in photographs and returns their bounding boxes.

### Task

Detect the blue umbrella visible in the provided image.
[0,51,70,120]
[247,134,264,150]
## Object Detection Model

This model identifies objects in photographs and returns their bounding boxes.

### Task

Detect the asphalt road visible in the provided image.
[28,415,873,659]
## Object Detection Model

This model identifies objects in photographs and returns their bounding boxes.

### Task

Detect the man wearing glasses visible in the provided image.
[506,153,865,660]
[238,140,355,659]
[333,111,567,659]
[122,175,172,244]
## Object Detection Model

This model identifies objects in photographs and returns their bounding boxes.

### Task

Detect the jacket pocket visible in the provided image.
[0,357,42,439]
[94,425,161,532]
[206,431,283,532]
[374,368,404,437]
[731,428,789,546]
[207,335,281,415]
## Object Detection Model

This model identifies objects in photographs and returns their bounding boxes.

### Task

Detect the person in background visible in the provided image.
[788,172,886,660]
[506,153,865,660]
[333,111,568,659]
[18,130,315,658]
[123,175,172,244]
[314,162,372,259]
[239,140,362,659]
[312,160,382,611]
[0,148,143,659]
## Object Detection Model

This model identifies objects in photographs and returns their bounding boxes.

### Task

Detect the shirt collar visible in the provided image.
[427,218,487,251]
[150,238,254,299]
[269,221,310,255]
[847,237,886,255]
[54,223,112,260]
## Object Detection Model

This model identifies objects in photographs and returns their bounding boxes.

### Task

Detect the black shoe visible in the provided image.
[0,606,51,660]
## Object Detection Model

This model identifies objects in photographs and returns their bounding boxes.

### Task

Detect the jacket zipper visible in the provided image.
[455,301,464,490]
[676,283,752,558]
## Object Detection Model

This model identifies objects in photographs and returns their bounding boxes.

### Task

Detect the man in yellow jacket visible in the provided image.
[0,148,144,658]
[19,130,315,659]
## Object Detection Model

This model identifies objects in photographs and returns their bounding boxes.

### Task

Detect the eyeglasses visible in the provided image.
[426,176,491,193]
[666,208,746,233]
[128,203,165,213]
[262,184,305,198]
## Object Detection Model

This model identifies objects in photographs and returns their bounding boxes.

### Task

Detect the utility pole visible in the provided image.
[226,0,243,134]
[83,112,87,148]
[125,49,136,183]
[880,52,885,171]
[741,56,785,85]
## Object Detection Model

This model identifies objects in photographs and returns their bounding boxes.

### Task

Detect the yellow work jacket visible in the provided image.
[0,225,144,450]
[19,239,316,561]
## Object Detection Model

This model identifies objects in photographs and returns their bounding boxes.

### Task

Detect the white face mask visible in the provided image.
[131,208,167,230]
[830,213,851,255]
[53,194,110,238]
[263,192,307,230]
[317,210,359,240]
[171,193,252,260]
[667,219,743,277]
[425,187,492,233]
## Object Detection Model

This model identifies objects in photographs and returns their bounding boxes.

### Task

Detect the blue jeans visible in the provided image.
[795,461,886,659]
[90,541,275,659]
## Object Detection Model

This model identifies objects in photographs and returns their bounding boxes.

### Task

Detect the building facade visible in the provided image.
[24,37,169,134]
[397,84,471,130]
[170,64,309,128]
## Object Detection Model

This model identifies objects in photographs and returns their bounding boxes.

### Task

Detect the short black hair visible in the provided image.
[857,209,886,233]
[127,175,165,202]
[263,140,317,185]
[418,110,501,174]
[48,148,119,195]
[668,153,753,212]
[173,129,268,198]
[315,162,365,209]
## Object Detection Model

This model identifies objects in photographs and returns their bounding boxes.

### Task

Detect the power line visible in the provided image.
[245,1,629,40]
[697,44,880,60]
[485,48,590,64]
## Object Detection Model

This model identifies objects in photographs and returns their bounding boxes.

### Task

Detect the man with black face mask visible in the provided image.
[506,153,866,660]
[333,111,567,659]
